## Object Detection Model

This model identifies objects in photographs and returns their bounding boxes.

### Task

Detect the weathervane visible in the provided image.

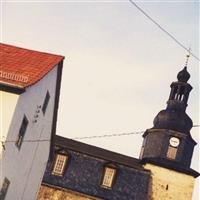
[185,48,191,67]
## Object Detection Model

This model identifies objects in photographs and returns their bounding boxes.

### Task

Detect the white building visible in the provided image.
[0,43,64,200]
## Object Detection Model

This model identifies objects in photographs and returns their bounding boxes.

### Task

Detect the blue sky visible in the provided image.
[2,1,199,199]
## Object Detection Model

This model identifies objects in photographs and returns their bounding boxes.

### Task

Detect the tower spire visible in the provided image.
[184,48,191,68]
[139,59,197,171]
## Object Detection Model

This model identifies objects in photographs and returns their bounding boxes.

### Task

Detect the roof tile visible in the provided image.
[0,43,64,88]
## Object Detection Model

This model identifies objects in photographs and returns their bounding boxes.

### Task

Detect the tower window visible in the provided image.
[175,86,184,102]
[16,115,28,149]
[139,137,147,159]
[42,91,50,114]
[0,177,10,200]
[167,137,180,160]
[101,167,116,188]
[52,153,68,176]
[167,146,177,160]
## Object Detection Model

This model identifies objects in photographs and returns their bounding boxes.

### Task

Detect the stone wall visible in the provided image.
[144,163,195,200]
[38,185,100,200]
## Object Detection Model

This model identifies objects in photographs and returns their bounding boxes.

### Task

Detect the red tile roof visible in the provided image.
[0,43,64,88]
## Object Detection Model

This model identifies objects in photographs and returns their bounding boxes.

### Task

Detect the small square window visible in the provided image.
[52,154,68,176]
[16,115,28,149]
[42,91,50,114]
[167,146,177,160]
[0,177,10,200]
[101,167,116,188]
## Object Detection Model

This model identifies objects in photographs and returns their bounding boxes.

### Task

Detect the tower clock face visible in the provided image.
[169,137,180,147]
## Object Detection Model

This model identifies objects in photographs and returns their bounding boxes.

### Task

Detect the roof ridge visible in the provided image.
[0,43,64,58]
[0,43,64,89]
[54,135,144,170]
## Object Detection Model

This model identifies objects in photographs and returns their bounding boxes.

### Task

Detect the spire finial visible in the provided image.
[185,48,191,67]
[177,50,191,82]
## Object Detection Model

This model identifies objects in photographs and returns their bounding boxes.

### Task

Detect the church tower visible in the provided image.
[140,57,199,200]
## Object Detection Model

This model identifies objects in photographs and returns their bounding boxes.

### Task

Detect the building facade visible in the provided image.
[38,135,150,200]
[140,66,199,199]
[0,43,64,200]
[38,65,199,200]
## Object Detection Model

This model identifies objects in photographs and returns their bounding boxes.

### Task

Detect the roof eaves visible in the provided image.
[26,59,64,88]
[0,82,25,94]
[54,135,146,171]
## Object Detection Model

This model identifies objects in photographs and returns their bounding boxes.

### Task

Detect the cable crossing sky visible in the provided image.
[129,0,200,62]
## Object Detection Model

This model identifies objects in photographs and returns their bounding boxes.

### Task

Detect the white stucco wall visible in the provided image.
[0,65,59,200]
[0,91,19,155]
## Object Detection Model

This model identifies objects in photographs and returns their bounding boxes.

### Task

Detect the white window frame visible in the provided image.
[101,166,116,188]
[52,153,68,176]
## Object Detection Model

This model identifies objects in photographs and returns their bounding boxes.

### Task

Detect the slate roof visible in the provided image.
[0,43,64,88]
[54,135,145,170]
[42,135,150,200]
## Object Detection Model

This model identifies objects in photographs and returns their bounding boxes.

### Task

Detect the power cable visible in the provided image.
[72,130,144,140]
[128,0,200,62]
[72,125,200,140]
[193,125,200,127]
[1,125,199,143]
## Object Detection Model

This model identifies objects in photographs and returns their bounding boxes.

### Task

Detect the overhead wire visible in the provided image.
[1,124,199,143]
[128,0,200,62]
[71,124,200,140]
[193,125,200,127]
[72,130,144,140]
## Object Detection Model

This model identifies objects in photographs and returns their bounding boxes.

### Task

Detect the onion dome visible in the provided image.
[152,63,193,134]
[153,109,193,134]
[177,67,190,82]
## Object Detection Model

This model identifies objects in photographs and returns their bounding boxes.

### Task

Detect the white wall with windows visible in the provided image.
[0,91,19,153]
[0,65,59,200]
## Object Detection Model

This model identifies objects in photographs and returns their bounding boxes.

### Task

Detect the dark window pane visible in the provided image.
[16,115,28,149]
[42,91,50,114]
[0,177,10,200]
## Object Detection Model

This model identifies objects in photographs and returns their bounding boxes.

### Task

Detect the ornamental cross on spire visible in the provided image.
[185,48,191,67]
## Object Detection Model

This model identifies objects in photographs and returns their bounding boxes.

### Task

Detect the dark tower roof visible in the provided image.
[153,110,193,134]
[177,66,190,82]
[140,58,199,176]
[153,66,193,134]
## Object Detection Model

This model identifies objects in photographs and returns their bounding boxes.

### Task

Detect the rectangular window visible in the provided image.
[167,146,177,160]
[42,91,50,114]
[139,147,144,159]
[101,167,116,188]
[16,115,28,149]
[52,154,68,176]
[139,137,147,159]
[0,177,10,200]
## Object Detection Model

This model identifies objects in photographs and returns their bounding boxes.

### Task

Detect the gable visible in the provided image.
[0,43,64,89]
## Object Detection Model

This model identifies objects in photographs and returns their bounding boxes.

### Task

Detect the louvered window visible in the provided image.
[167,146,177,160]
